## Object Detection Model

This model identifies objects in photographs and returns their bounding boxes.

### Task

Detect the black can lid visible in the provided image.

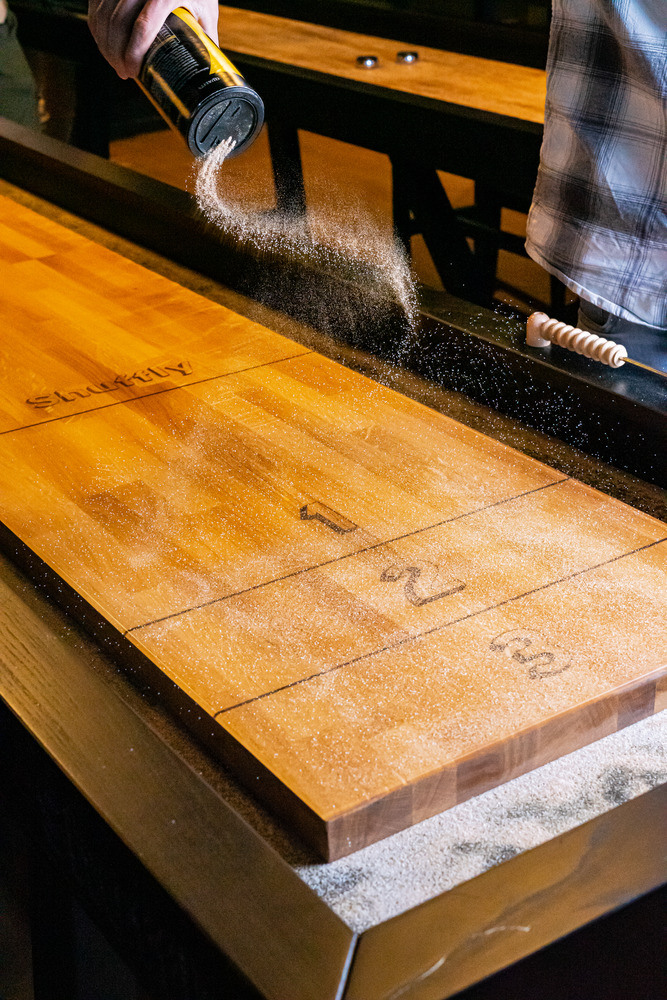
[191,89,264,157]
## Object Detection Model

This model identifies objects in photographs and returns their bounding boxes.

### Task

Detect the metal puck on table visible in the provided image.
[356,55,379,68]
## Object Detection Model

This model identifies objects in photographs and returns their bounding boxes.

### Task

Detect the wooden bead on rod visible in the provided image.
[526,312,628,367]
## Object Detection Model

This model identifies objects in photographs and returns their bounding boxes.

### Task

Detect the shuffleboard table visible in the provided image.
[0,177,665,1000]
[0,183,665,860]
[12,2,548,302]
[216,5,549,302]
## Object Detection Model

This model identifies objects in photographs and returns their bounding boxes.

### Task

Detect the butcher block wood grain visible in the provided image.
[218,6,547,123]
[0,352,564,630]
[0,197,306,433]
[221,543,666,856]
[131,480,665,711]
[1,197,665,859]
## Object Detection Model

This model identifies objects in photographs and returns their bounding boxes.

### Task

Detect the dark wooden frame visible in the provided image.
[1,547,665,1000]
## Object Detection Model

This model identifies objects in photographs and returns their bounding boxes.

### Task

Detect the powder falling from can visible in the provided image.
[193,137,419,346]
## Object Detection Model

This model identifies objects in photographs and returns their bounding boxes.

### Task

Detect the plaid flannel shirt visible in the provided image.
[526,0,667,329]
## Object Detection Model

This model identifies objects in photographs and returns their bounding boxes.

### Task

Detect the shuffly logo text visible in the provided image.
[26,361,193,409]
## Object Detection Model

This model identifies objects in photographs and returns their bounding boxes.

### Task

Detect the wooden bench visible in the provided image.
[217,6,549,305]
[14,2,551,306]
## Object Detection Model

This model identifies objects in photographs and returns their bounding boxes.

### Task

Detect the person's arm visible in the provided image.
[87,0,220,79]
[0,1,8,25]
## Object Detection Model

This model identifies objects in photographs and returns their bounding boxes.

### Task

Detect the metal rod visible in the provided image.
[625,357,666,378]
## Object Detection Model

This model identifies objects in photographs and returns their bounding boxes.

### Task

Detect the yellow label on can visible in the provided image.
[172,7,243,81]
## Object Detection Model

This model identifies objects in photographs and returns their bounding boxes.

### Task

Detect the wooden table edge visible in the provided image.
[2,541,664,999]
[344,782,667,999]
[0,550,356,1000]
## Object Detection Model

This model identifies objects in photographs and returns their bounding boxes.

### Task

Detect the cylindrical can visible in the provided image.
[137,7,264,158]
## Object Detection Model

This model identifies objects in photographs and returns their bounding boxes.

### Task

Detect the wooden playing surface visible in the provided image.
[1,194,665,859]
[218,5,547,123]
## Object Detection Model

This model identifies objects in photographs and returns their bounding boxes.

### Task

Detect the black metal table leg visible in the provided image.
[470,182,503,300]
[266,118,306,216]
[391,157,487,304]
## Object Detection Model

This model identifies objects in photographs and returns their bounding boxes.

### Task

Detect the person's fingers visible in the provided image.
[88,0,147,78]
[89,0,222,79]
[125,0,220,78]
[121,0,174,77]
[186,0,220,46]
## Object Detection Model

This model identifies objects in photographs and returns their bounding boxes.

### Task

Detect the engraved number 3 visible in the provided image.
[489,629,573,679]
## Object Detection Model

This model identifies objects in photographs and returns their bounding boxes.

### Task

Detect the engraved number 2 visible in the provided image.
[381,562,465,607]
